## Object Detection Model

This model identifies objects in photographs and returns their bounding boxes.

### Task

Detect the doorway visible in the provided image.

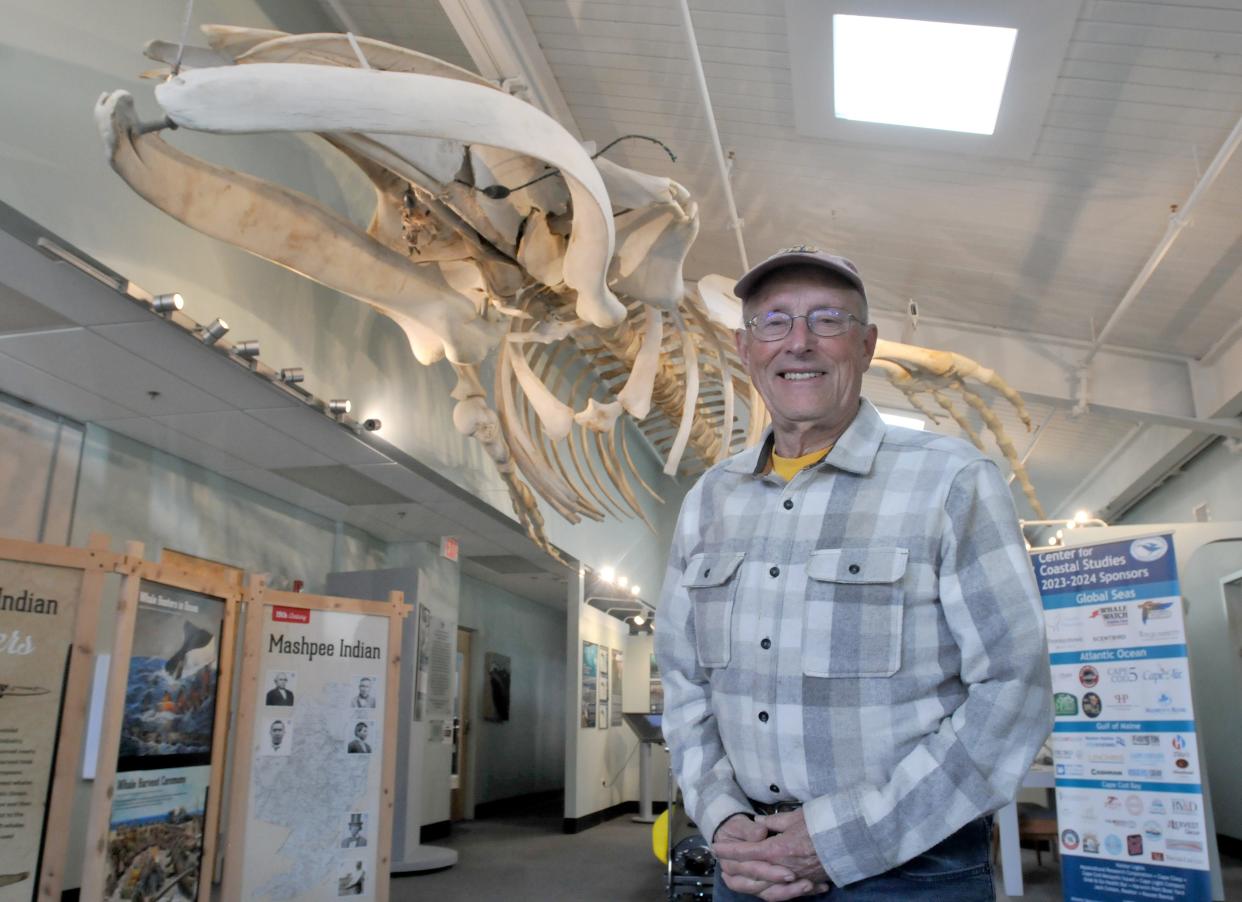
[451,626,473,821]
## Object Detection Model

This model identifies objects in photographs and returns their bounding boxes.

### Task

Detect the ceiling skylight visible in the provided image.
[832,15,1017,135]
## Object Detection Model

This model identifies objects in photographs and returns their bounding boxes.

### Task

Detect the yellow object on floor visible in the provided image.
[652,809,669,864]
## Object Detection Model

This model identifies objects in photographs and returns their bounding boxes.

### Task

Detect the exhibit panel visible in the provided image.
[79,558,242,902]
[224,582,407,902]
[0,535,115,901]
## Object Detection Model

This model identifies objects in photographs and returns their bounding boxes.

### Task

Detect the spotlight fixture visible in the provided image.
[617,575,629,589]
[235,340,260,359]
[630,584,641,596]
[1074,509,1090,524]
[632,612,646,627]
[328,399,352,416]
[150,292,184,314]
[201,317,229,346]
[363,418,382,432]
[599,565,616,584]
[280,367,304,384]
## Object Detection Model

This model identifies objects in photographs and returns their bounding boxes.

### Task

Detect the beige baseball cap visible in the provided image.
[733,245,867,302]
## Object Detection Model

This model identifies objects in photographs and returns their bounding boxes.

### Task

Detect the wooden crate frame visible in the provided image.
[78,550,244,902]
[0,533,120,900]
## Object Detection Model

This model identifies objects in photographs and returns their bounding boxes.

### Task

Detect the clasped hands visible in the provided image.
[712,810,831,900]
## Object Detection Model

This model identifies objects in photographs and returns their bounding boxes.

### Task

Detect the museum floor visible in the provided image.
[393,802,1242,901]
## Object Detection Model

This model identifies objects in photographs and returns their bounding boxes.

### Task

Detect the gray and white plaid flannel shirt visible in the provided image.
[656,400,1052,886]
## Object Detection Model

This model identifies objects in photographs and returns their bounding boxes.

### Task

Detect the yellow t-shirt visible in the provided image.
[770,446,831,481]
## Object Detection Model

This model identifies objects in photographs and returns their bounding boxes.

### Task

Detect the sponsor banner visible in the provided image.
[0,561,84,902]
[1035,534,1210,901]
[1041,579,1181,610]
[1050,645,1187,666]
[1063,858,1212,901]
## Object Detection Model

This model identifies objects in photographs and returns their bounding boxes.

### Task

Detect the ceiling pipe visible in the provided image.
[676,0,749,273]
[1082,112,1242,368]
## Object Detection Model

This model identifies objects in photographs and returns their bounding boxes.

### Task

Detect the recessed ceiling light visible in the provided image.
[833,15,1017,135]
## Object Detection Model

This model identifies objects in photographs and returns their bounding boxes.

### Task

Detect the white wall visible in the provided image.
[457,574,565,808]
[569,599,637,818]
[1123,439,1242,525]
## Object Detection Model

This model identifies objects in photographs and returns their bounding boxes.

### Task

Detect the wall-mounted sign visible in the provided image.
[1035,534,1213,901]
[581,642,598,729]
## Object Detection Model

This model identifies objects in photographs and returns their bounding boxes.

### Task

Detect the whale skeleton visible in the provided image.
[95,26,1045,557]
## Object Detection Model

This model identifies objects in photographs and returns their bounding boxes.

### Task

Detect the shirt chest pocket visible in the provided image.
[803,547,908,678]
[682,552,745,669]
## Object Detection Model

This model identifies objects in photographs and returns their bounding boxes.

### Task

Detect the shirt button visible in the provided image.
[769,566,780,578]
[770,783,780,794]
[760,637,771,650]
[783,499,793,510]
[848,563,861,575]
[758,711,769,723]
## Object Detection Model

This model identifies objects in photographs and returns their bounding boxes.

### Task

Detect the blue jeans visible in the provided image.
[711,817,994,901]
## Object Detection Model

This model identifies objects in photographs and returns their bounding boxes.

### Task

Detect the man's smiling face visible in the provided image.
[735,265,877,455]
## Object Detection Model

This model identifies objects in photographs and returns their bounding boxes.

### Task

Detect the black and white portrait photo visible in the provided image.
[350,675,378,709]
[261,716,293,757]
[264,670,296,706]
[347,720,373,754]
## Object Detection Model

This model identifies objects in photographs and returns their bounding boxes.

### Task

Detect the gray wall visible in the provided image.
[0,393,82,544]
[1122,438,1242,525]
[71,422,387,590]
[458,574,566,807]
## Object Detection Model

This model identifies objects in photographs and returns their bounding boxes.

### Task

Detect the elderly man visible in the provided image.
[655,248,1051,900]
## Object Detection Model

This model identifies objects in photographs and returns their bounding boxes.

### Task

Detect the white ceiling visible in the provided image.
[316,0,1242,533]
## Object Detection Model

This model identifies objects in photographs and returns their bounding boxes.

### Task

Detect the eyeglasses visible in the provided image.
[744,308,866,341]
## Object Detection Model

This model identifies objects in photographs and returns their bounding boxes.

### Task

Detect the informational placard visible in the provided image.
[1035,534,1212,901]
[0,561,83,902]
[598,647,609,730]
[103,581,225,901]
[649,652,663,714]
[581,642,598,728]
[108,765,210,898]
[610,649,623,727]
[240,604,388,900]
[414,603,453,725]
